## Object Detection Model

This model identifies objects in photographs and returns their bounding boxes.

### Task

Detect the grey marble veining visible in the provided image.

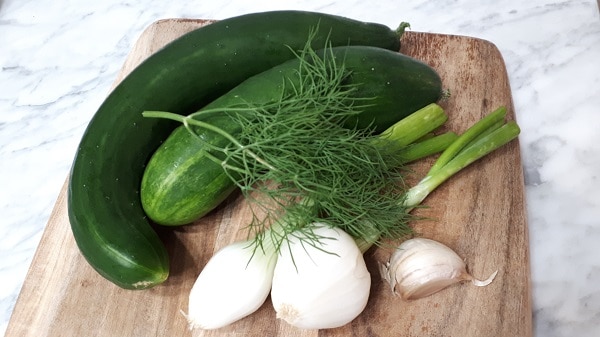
[1,0,599,336]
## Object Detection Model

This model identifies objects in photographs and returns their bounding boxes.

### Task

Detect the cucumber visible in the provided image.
[68,11,407,289]
[141,45,442,226]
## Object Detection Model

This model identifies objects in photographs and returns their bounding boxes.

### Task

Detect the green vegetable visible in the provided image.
[141,44,443,226]
[68,10,409,289]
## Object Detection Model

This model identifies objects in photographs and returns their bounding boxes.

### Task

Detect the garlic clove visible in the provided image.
[380,238,497,300]
[271,224,371,329]
[403,276,463,300]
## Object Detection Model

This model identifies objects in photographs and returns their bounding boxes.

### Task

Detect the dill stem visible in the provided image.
[142,110,186,123]
[143,111,279,173]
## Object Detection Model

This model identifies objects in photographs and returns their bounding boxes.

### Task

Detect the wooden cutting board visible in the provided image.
[6,18,532,337]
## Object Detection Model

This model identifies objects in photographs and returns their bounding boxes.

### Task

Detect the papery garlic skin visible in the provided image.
[271,225,371,329]
[187,240,277,330]
[380,238,497,300]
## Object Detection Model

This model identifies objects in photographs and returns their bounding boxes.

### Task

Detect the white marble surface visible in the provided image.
[1,0,599,336]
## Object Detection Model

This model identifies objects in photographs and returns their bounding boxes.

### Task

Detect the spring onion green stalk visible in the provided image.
[377,103,449,146]
[393,131,459,164]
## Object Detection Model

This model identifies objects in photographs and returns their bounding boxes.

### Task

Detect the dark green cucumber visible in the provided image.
[68,11,407,289]
[141,45,442,226]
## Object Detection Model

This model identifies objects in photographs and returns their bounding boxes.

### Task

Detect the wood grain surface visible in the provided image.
[6,19,532,337]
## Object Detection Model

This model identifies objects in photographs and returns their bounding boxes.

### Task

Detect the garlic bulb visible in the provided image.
[271,224,371,329]
[186,239,277,330]
[379,238,497,300]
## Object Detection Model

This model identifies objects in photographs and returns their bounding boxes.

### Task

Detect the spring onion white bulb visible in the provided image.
[379,238,497,300]
[271,224,371,329]
[186,239,277,330]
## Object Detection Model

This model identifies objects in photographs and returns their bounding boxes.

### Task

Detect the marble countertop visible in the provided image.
[1,0,599,336]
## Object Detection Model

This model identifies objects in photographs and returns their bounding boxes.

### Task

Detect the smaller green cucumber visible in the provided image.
[141,46,442,226]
